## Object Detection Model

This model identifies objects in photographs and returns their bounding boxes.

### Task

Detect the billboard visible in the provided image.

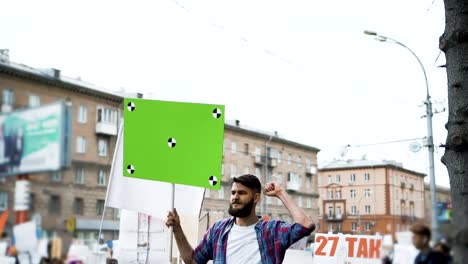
[0,101,72,177]
[437,202,452,223]
[123,98,224,190]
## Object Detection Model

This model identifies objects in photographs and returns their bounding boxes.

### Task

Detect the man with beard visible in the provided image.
[166,174,315,264]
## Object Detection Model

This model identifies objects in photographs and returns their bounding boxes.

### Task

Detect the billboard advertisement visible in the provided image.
[436,202,452,223]
[0,101,72,177]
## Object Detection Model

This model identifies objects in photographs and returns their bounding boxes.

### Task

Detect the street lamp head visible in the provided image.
[363,30,377,36]
[375,36,387,42]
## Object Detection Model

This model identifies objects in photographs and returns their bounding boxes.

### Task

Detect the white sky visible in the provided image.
[1,0,450,187]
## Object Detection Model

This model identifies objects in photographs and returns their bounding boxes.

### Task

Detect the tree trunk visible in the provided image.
[440,0,468,263]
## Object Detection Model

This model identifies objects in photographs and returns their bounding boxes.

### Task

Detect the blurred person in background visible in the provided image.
[434,242,452,263]
[411,224,450,264]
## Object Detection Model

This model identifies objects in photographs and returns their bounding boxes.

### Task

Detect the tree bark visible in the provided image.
[440,0,468,263]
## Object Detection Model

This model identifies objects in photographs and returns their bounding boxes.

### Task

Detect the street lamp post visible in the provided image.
[364,30,438,244]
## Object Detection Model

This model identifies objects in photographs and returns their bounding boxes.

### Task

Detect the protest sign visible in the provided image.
[313,233,382,264]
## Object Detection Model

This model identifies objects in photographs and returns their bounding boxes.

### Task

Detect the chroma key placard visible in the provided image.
[123,98,224,190]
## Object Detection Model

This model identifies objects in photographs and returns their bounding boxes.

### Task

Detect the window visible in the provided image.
[366,222,372,231]
[410,204,415,217]
[255,167,262,181]
[336,206,342,215]
[336,191,342,199]
[3,89,14,106]
[98,138,108,157]
[113,208,121,220]
[49,195,61,214]
[351,205,357,214]
[306,176,311,189]
[364,189,371,198]
[328,175,333,184]
[244,143,249,155]
[350,189,356,198]
[231,141,237,154]
[255,147,262,159]
[28,94,40,107]
[98,169,106,186]
[278,151,282,163]
[78,105,87,123]
[337,223,342,232]
[365,205,371,214]
[336,174,341,182]
[243,166,249,174]
[218,186,224,200]
[350,173,356,182]
[306,198,312,209]
[0,192,7,211]
[364,173,370,181]
[306,158,311,168]
[76,136,86,153]
[73,198,84,215]
[75,168,85,184]
[288,154,292,165]
[51,171,61,182]
[96,199,105,216]
[328,206,333,216]
[328,223,334,232]
[230,164,237,178]
[297,156,302,167]
[351,222,357,231]
[298,196,303,207]
[327,190,333,199]
[96,107,117,124]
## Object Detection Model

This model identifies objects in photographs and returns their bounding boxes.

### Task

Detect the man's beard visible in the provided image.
[228,198,255,218]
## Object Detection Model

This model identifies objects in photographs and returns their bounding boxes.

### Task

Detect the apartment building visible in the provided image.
[0,52,129,250]
[199,120,320,241]
[317,159,426,237]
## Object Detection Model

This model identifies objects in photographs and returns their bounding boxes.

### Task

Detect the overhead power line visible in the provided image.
[346,137,425,148]
[169,0,294,66]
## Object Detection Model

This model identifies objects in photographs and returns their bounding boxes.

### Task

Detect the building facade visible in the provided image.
[317,159,426,237]
[0,54,129,250]
[424,183,452,242]
[199,120,320,242]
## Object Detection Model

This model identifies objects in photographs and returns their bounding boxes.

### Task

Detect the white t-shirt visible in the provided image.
[226,222,262,264]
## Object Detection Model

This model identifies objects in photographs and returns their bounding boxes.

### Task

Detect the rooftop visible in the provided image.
[319,159,426,177]
[225,119,320,153]
[0,53,140,102]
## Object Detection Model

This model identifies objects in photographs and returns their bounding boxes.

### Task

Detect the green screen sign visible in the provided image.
[123,98,224,190]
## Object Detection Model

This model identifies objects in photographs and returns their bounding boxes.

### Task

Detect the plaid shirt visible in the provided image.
[193,217,314,264]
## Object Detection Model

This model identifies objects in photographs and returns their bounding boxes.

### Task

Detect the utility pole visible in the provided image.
[364,30,439,244]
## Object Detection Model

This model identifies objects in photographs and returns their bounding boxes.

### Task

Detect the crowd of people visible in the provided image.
[1,173,455,263]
